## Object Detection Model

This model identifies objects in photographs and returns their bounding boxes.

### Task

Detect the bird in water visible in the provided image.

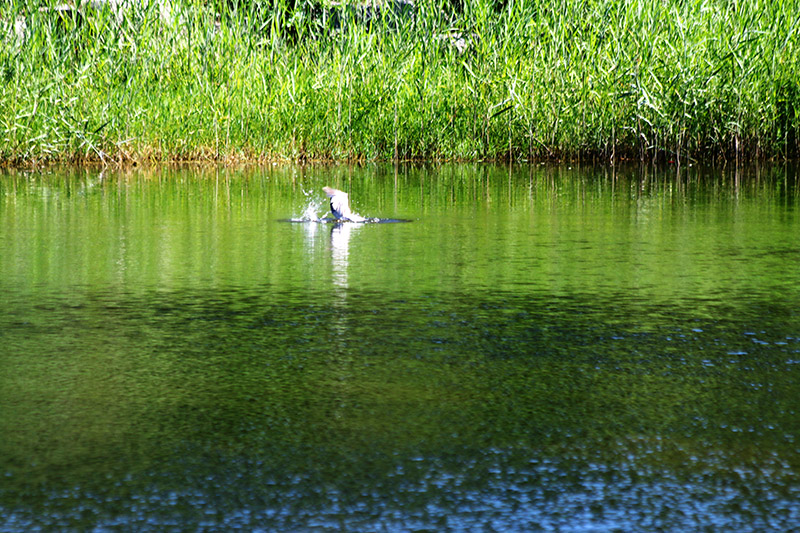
[322,186,366,222]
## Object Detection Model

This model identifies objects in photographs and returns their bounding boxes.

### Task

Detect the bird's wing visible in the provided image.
[322,186,345,198]
[331,196,349,216]
[322,186,351,218]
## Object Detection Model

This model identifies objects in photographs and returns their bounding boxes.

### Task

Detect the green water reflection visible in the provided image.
[1,164,799,530]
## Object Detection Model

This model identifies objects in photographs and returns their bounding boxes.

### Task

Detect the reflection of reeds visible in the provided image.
[1,0,798,165]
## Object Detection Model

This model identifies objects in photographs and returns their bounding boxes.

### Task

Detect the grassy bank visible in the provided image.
[1,0,799,165]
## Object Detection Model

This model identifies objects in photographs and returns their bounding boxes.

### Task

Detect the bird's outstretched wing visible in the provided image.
[322,186,351,220]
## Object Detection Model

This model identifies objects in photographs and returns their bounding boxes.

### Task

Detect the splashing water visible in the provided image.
[291,189,327,222]
[288,188,397,223]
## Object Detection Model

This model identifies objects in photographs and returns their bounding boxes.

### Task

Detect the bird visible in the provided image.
[322,186,366,222]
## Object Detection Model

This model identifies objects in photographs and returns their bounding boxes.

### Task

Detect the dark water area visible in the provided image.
[1,164,799,531]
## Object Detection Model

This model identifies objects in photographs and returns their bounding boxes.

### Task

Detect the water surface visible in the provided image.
[1,164,799,531]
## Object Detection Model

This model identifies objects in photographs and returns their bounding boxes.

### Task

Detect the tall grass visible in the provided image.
[1,0,799,165]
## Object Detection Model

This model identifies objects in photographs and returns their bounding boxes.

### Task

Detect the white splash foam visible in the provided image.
[291,189,327,222]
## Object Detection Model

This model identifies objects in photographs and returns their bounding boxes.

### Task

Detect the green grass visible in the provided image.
[1,0,799,165]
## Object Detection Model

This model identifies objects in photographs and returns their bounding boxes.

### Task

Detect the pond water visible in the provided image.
[1,163,799,531]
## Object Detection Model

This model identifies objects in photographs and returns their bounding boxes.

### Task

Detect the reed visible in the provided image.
[1,0,798,165]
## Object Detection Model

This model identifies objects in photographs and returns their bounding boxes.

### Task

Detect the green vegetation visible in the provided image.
[1,0,799,165]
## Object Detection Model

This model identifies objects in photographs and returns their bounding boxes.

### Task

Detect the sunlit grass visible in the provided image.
[1,0,798,165]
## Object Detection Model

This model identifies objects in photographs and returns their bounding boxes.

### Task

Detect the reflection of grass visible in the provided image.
[1,0,798,165]
[1,164,798,481]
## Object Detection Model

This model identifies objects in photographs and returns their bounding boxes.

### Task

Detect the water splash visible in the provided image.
[288,188,405,224]
[291,189,327,222]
